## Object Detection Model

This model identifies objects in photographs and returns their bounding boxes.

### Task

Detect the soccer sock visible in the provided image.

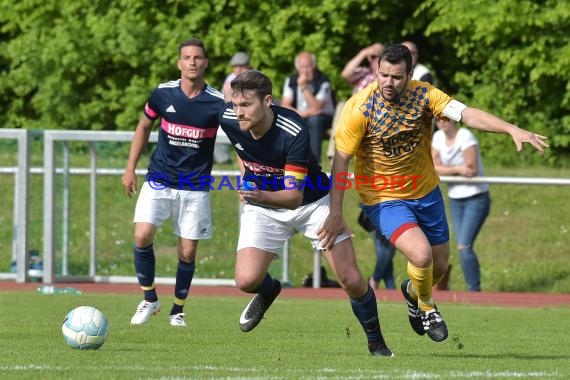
[250,273,275,297]
[407,261,434,312]
[134,244,158,302]
[350,285,385,344]
[171,259,195,315]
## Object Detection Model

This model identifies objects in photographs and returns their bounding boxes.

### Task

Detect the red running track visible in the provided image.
[1,281,569,308]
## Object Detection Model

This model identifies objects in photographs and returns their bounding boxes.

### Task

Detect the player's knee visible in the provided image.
[335,269,362,291]
[178,249,196,263]
[403,245,433,268]
[234,274,260,293]
[410,254,432,268]
[134,234,153,249]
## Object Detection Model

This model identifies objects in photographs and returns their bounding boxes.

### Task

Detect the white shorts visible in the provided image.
[133,182,212,240]
[237,194,350,255]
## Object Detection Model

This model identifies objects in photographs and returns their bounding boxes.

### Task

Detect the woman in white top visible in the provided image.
[432,118,491,291]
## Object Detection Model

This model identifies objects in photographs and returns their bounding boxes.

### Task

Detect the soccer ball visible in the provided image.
[62,306,109,350]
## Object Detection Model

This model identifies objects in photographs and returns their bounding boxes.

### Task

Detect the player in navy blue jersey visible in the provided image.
[219,70,393,357]
[121,38,224,327]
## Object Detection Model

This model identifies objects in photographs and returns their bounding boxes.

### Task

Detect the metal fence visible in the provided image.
[0,129,30,283]
[2,129,570,287]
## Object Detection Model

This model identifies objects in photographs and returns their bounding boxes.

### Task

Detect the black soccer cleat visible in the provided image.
[239,279,281,332]
[421,307,448,342]
[400,279,426,336]
[368,340,394,357]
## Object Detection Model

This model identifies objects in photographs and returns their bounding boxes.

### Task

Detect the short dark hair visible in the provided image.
[380,44,412,73]
[178,38,207,58]
[230,70,272,100]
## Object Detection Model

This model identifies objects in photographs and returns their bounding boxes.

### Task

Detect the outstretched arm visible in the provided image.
[460,107,548,152]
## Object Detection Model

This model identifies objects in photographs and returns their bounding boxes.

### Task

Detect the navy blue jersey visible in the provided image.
[219,103,330,206]
[142,80,224,190]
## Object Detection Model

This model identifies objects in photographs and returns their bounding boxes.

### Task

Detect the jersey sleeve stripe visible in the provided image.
[276,115,302,136]
[284,164,308,180]
[157,79,181,88]
[223,108,237,120]
[144,103,159,119]
[284,171,306,180]
[205,85,224,99]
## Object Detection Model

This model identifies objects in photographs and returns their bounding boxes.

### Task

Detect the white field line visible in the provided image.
[0,364,560,378]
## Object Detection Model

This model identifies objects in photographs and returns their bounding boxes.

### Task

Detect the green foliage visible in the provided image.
[0,0,426,130]
[1,0,568,165]
[421,0,570,165]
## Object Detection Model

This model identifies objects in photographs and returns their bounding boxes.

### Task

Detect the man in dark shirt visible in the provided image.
[219,70,392,357]
[122,38,224,328]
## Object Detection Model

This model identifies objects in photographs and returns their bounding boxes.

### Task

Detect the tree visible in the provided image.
[0,0,420,131]
[419,0,570,164]
[1,0,568,164]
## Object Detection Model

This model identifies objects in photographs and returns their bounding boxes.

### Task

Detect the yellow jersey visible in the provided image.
[335,80,453,205]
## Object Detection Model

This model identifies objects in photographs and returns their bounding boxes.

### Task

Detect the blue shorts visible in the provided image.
[361,186,449,246]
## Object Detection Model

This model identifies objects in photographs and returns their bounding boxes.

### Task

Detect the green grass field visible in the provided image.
[1,291,569,379]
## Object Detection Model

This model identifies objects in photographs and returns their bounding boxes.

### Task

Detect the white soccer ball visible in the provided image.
[62,306,109,350]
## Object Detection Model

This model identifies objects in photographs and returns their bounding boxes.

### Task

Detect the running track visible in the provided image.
[1,282,569,308]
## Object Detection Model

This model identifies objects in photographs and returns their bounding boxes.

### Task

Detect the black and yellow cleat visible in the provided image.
[400,279,426,336]
[421,307,448,342]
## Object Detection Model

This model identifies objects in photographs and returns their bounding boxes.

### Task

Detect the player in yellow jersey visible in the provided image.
[319,44,548,342]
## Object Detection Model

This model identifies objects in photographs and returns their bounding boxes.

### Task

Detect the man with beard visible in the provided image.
[319,44,548,343]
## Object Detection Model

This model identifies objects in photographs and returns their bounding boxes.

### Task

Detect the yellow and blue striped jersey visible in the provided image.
[335,80,453,204]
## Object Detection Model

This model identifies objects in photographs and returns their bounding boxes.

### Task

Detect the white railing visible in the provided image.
[2,129,570,286]
[41,130,240,286]
[0,129,30,283]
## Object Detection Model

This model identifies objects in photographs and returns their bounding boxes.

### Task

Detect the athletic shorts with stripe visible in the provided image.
[361,186,449,246]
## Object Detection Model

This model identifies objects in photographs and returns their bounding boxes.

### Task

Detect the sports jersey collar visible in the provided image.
[178,81,207,100]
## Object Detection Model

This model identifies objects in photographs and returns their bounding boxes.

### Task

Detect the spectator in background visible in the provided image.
[281,51,335,163]
[370,231,397,289]
[216,52,253,165]
[329,44,384,160]
[223,52,251,100]
[342,42,396,290]
[431,117,491,292]
[401,40,434,84]
[357,210,396,290]
[121,38,224,327]
[342,42,384,94]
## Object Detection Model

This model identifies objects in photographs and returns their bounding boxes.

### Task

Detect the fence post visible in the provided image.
[15,130,30,283]
[313,249,322,289]
[281,239,291,285]
[89,142,97,277]
[42,132,56,284]
[62,142,70,275]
